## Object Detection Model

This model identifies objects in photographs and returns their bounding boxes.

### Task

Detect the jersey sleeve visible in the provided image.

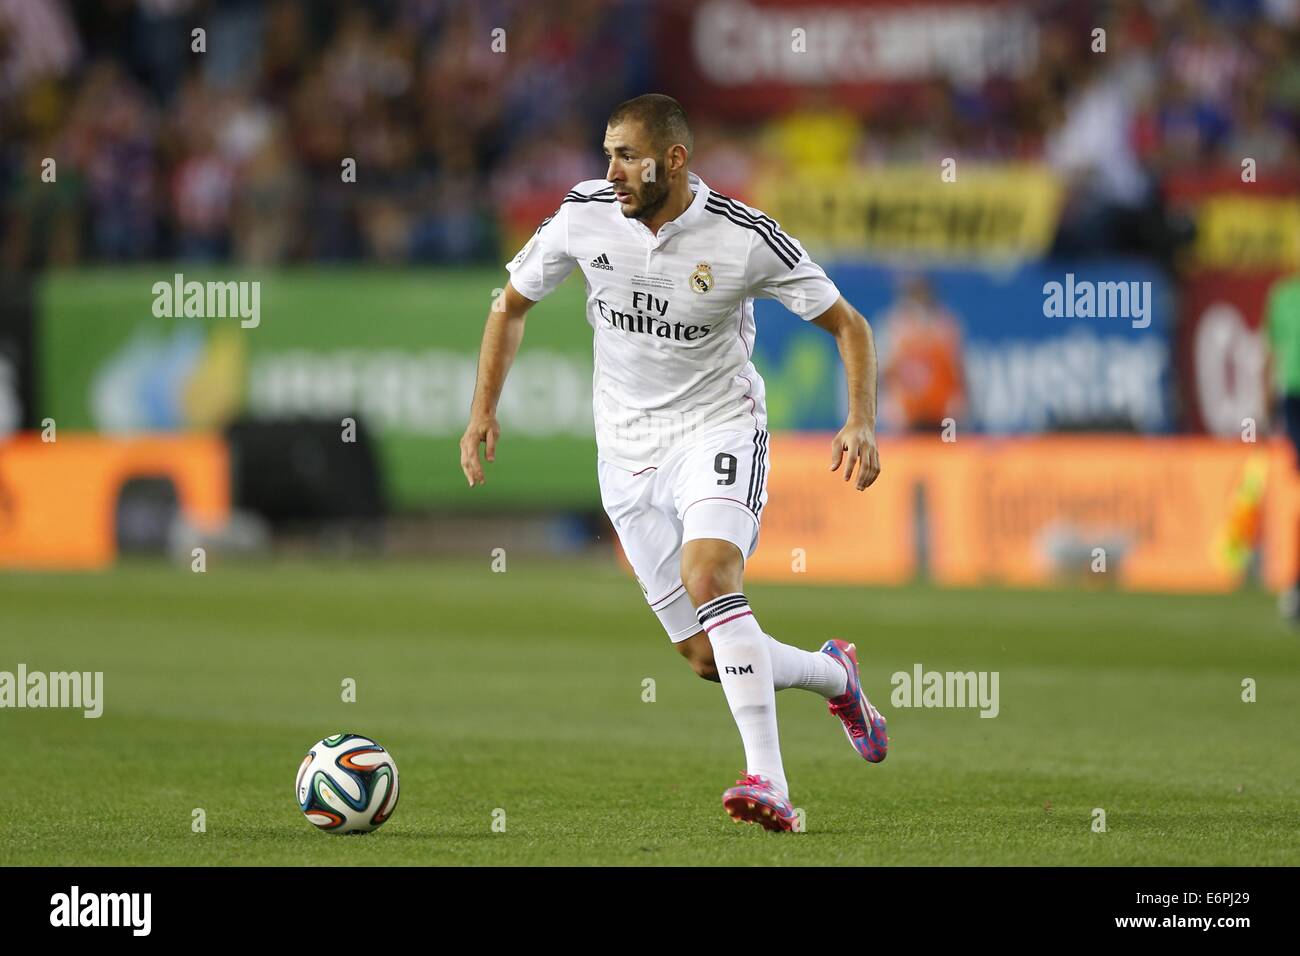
[746,224,841,321]
[505,202,577,301]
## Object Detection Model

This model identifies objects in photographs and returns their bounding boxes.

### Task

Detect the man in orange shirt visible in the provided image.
[880,275,966,433]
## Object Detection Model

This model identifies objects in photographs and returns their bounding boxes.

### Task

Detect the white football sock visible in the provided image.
[696,592,787,798]
[767,634,848,698]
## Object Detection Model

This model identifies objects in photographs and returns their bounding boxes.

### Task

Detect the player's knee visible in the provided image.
[681,562,741,607]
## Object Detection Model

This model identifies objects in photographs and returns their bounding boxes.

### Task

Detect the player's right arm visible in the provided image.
[461,281,537,488]
[460,199,578,487]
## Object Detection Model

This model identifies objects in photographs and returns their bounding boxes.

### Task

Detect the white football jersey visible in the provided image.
[505,172,840,469]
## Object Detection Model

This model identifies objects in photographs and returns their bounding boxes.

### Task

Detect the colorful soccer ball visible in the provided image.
[295,733,399,834]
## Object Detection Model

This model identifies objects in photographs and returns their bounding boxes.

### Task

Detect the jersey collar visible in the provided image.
[675,172,710,228]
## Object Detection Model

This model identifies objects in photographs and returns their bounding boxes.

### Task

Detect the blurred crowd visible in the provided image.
[0,0,648,268]
[1,0,1297,270]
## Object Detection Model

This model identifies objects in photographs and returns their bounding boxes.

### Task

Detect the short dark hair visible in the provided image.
[607,93,693,158]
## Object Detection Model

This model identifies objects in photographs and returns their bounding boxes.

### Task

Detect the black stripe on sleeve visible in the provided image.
[704,202,797,270]
[539,186,616,229]
[562,187,616,205]
[706,194,801,264]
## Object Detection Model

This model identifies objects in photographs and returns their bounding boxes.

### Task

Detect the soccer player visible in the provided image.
[459,94,887,831]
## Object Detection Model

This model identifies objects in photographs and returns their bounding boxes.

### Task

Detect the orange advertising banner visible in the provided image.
[0,434,230,569]
[718,434,1294,592]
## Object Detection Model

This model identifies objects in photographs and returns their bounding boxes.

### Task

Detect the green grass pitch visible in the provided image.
[1,557,1296,866]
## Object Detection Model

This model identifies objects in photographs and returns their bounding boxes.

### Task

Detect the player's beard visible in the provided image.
[623,159,671,222]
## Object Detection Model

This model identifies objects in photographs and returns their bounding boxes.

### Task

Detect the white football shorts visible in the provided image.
[597,427,771,643]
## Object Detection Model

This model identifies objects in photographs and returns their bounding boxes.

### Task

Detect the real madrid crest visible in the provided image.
[689,262,714,294]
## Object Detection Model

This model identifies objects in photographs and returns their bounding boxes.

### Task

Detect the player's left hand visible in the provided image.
[830,418,880,491]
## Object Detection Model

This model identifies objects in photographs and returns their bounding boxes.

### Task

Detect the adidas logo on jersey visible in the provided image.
[590,253,614,271]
